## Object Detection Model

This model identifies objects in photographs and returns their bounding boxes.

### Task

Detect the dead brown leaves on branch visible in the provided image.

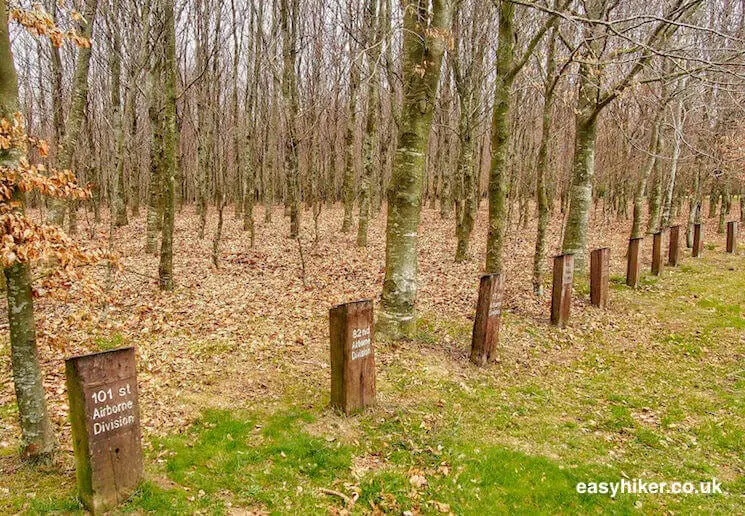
[0,113,116,291]
[9,2,90,48]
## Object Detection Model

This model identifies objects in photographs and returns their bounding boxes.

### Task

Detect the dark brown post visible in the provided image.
[65,347,143,514]
[590,248,609,308]
[626,237,642,288]
[651,231,663,276]
[693,223,703,257]
[330,299,375,415]
[726,221,737,254]
[470,273,505,366]
[550,254,574,327]
[668,225,680,266]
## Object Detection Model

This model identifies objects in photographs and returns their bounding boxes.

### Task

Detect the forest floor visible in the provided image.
[1,204,744,514]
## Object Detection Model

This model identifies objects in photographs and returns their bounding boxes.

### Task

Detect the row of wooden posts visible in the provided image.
[62,222,738,513]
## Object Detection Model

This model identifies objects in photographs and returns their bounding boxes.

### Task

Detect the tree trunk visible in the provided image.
[378,0,452,339]
[485,0,515,274]
[560,10,603,269]
[46,0,98,226]
[661,92,684,227]
[357,0,379,247]
[341,33,361,234]
[454,112,475,262]
[1,2,55,461]
[532,26,557,296]
[631,113,661,238]
[280,0,301,239]
[158,0,178,291]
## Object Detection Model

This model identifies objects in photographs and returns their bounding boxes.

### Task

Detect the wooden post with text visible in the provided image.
[651,231,663,276]
[470,273,505,366]
[66,347,143,514]
[551,254,574,327]
[693,223,703,257]
[626,237,642,288]
[668,225,680,266]
[590,248,609,308]
[330,299,376,415]
[727,221,737,254]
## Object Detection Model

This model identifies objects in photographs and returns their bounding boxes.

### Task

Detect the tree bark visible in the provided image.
[378,0,453,339]
[532,26,558,296]
[280,0,301,239]
[357,0,379,247]
[1,1,55,461]
[158,0,178,291]
[485,0,516,274]
[46,0,98,226]
[631,113,661,238]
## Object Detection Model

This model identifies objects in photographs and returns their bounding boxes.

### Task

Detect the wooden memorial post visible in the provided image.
[651,231,663,276]
[330,299,375,415]
[692,223,703,257]
[727,221,737,254]
[668,225,681,266]
[550,253,574,327]
[470,273,505,366]
[590,248,609,308]
[626,237,642,288]
[66,347,143,514]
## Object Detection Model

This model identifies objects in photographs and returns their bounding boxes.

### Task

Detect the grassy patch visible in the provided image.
[126,409,352,513]
[93,332,127,351]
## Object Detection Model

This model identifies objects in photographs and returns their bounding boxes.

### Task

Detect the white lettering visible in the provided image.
[93,415,135,436]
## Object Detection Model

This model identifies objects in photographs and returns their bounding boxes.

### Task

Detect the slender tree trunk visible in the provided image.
[195,0,210,239]
[46,0,98,226]
[111,1,130,229]
[280,0,301,239]
[646,146,664,235]
[342,32,361,234]
[532,26,557,296]
[159,0,178,290]
[718,184,729,233]
[687,165,702,247]
[631,114,661,238]
[454,109,476,262]
[1,2,55,462]
[146,95,164,254]
[661,92,684,227]
[357,0,379,247]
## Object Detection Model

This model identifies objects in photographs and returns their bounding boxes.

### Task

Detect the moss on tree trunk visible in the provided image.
[1,0,55,461]
[378,0,452,339]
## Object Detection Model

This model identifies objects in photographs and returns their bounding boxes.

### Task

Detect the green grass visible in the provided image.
[93,332,127,351]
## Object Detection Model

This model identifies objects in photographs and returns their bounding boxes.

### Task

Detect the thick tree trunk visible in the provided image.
[378,0,452,339]
[1,2,55,461]
[561,30,601,269]
[485,1,515,274]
